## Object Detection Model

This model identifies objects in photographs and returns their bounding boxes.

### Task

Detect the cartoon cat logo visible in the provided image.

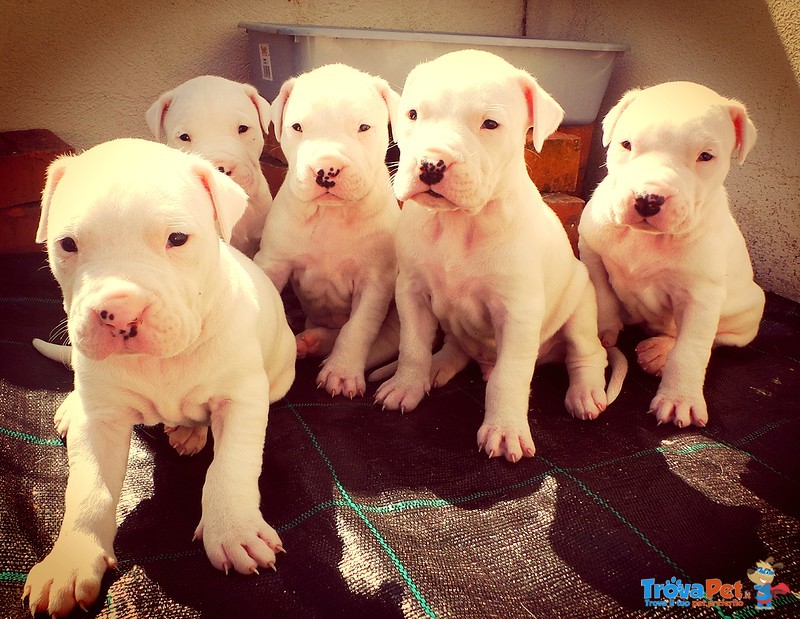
[747,557,794,610]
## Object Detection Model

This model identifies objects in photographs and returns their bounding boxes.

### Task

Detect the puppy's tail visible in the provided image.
[32,339,73,366]
[605,346,627,404]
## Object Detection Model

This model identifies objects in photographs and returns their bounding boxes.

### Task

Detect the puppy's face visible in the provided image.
[272,64,398,205]
[37,139,248,361]
[146,76,270,197]
[392,50,563,214]
[600,81,756,234]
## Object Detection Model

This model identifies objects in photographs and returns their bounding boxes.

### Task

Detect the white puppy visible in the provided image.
[254,64,401,398]
[374,50,626,462]
[578,81,765,428]
[147,75,273,256]
[23,139,296,616]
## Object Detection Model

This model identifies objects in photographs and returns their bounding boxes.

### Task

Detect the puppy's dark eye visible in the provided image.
[482,119,499,130]
[621,140,632,150]
[408,109,417,121]
[179,133,191,142]
[59,237,78,253]
[238,125,249,134]
[358,124,371,133]
[291,123,302,132]
[167,232,189,248]
[698,151,714,162]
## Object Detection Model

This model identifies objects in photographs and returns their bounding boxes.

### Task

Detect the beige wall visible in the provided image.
[2,0,798,301]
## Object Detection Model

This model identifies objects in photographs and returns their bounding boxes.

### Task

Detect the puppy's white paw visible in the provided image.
[53,405,71,439]
[164,425,208,455]
[374,371,429,413]
[476,419,536,462]
[650,389,708,428]
[636,335,675,376]
[24,536,115,617]
[317,361,366,399]
[194,510,284,575]
[565,381,608,420]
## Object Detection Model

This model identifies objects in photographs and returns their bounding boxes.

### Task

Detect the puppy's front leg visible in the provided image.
[650,288,724,428]
[579,238,624,347]
[194,375,283,575]
[24,398,132,616]
[478,312,541,462]
[374,274,438,413]
[317,279,394,398]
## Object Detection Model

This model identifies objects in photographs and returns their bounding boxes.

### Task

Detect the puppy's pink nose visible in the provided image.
[97,297,146,339]
[213,159,236,177]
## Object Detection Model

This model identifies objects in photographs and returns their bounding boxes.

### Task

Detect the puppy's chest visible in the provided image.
[121,364,220,427]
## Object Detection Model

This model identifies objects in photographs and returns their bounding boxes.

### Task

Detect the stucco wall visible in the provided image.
[1,0,798,301]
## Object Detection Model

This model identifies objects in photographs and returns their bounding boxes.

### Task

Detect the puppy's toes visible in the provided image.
[565,382,608,420]
[165,425,208,455]
[650,389,706,429]
[635,335,675,376]
[374,375,428,412]
[476,421,535,462]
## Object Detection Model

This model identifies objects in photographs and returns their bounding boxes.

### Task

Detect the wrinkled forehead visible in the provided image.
[621,94,734,145]
[289,72,385,121]
[169,82,256,123]
[50,156,203,233]
[403,57,525,116]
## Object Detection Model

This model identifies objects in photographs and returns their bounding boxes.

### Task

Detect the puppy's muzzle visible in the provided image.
[634,192,666,218]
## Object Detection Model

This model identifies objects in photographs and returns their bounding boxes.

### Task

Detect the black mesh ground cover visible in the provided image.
[1,252,798,618]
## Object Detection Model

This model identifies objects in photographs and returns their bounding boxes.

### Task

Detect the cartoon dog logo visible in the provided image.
[747,557,794,610]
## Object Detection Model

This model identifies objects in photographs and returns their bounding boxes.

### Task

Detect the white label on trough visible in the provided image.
[259,43,273,81]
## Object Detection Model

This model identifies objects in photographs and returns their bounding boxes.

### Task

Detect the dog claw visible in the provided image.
[487,449,495,459]
[270,563,277,572]
[275,544,286,554]
[251,567,260,576]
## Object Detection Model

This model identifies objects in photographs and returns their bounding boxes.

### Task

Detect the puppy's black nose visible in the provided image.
[316,167,340,188]
[217,166,232,176]
[634,193,666,217]
[419,159,446,186]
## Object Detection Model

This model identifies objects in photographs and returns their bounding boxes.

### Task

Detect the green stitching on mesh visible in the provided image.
[289,404,437,618]
[0,425,63,447]
[540,456,689,580]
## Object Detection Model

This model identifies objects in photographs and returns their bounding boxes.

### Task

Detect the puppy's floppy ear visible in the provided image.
[36,156,71,244]
[145,89,175,142]
[726,98,757,165]
[519,73,565,152]
[602,88,640,147]
[192,160,249,244]
[243,83,272,136]
[372,77,400,128]
[270,77,296,143]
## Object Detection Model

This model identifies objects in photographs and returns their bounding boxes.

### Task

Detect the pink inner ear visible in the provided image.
[197,173,219,222]
[732,112,744,152]
[523,86,535,128]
